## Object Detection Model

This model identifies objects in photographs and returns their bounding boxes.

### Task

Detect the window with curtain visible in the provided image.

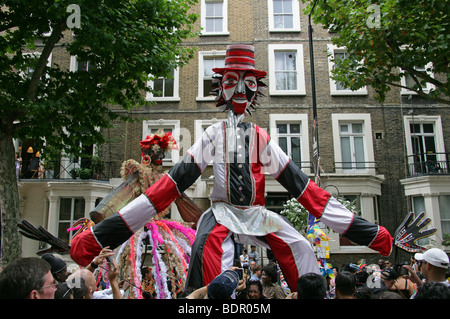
[268,44,305,95]
[276,123,302,167]
[268,0,300,31]
[340,122,365,170]
[205,0,224,32]
[274,51,298,91]
[273,0,294,29]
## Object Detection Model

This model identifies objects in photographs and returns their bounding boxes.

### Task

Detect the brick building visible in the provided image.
[17,0,449,269]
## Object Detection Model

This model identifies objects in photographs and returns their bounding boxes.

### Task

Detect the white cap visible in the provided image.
[415,248,449,269]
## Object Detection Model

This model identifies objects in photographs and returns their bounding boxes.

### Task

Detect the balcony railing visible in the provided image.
[406,152,449,176]
[19,159,119,181]
[334,161,378,172]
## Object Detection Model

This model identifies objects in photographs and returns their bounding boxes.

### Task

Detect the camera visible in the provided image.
[399,266,409,276]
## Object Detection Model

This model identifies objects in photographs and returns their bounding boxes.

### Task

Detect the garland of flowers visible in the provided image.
[165,220,195,266]
[155,220,188,277]
[135,230,147,296]
[164,220,196,244]
[148,222,171,299]
[157,225,188,296]
[175,235,192,265]
[112,218,196,299]
[128,234,143,299]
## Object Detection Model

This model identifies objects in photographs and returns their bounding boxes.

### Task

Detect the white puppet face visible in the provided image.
[221,70,258,114]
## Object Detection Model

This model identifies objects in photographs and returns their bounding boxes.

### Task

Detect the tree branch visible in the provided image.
[384,80,449,104]
[25,19,66,101]
[0,22,19,33]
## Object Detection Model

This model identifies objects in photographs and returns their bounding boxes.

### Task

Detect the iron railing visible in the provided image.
[334,161,378,171]
[406,152,449,176]
[20,159,119,181]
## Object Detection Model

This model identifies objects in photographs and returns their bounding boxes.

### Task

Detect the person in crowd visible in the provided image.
[384,260,392,269]
[240,248,249,270]
[414,248,449,286]
[328,266,338,298]
[15,152,21,179]
[378,259,386,270]
[185,268,245,299]
[248,245,260,264]
[83,246,124,299]
[354,286,374,299]
[391,263,417,298]
[0,257,57,299]
[141,267,156,299]
[249,264,262,281]
[247,280,266,299]
[380,268,415,299]
[377,290,406,299]
[69,277,91,299]
[354,269,369,289]
[334,271,356,299]
[413,281,450,299]
[41,253,69,282]
[54,282,74,299]
[261,264,286,299]
[66,268,97,299]
[67,258,122,300]
[296,272,327,300]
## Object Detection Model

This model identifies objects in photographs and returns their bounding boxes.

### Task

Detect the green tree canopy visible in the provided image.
[303,0,449,104]
[0,0,198,264]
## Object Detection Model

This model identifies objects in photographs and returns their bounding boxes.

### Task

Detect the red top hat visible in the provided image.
[212,44,267,79]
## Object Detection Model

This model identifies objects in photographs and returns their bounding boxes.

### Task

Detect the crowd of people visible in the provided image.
[0,244,449,300]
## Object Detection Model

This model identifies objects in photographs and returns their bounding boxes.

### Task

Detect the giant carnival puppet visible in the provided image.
[19,45,437,294]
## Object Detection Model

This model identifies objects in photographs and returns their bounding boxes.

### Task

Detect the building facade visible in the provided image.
[17,0,449,268]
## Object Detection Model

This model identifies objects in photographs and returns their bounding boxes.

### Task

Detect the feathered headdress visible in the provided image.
[139,129,178,157]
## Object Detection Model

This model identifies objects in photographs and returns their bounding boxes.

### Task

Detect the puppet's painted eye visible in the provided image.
[246,80,257,89]
[224,79,238,87]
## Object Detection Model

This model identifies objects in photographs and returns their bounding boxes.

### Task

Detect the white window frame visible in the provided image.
[268,44,306,96]
[403,115,445,172]
[332,113,375,175]
[197,50,226,101]
[145,68,180,102]
[269,114,310,174]
[69,55,96,72]
[142,119,180,165]
[400,62,435,95]
[201,0,229,36]
[268,0,301,32]
[327,44,367,96]
[58,197,86,242]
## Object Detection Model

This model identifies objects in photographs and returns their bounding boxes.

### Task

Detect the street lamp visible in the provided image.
[308,0,320,185]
